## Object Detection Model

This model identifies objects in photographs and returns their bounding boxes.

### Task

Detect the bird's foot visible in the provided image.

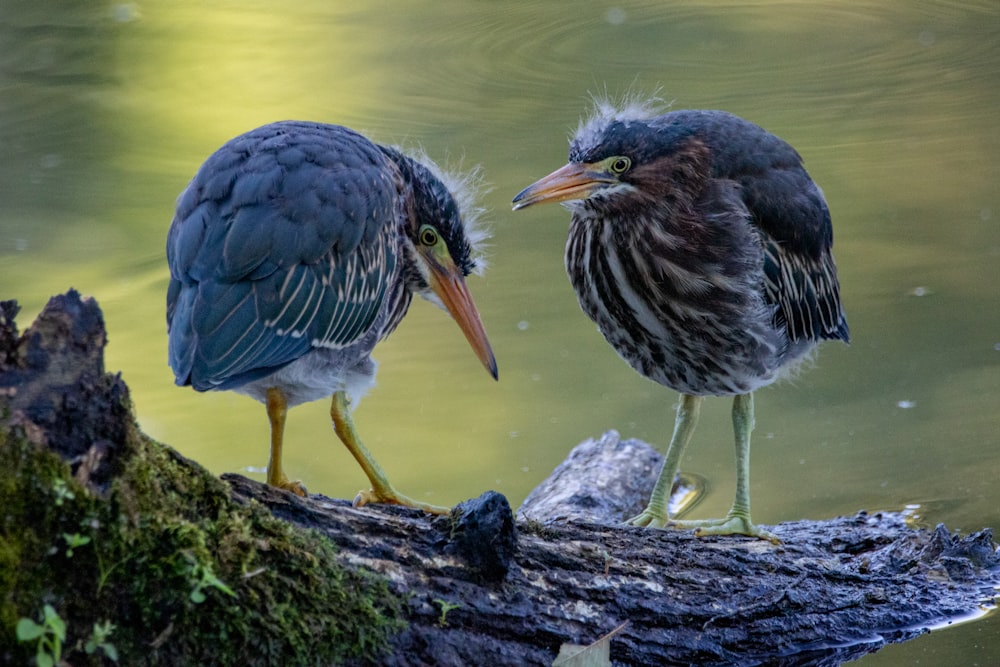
[269,473,307,497]
[625,505,671,528]
[279,480,308,497]
[353,487,451,515]
[672,515,780,544]
[626,506,779,543]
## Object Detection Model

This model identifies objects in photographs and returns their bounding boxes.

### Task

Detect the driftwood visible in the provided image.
[2,290,999,666]
[230,450,999,666]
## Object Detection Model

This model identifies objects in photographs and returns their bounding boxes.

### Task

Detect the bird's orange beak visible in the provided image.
[427,263,498,380]
[511,162,616,210]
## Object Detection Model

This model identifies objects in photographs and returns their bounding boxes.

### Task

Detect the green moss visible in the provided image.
[1,415,403,665]
[518,517,561,541]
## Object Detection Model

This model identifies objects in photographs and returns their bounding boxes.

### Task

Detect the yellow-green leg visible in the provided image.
[672,392,779,543]
[330,391,450,515]
[266,387,307,496]
[628,394,703,527]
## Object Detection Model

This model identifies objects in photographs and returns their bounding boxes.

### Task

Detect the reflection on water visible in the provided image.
[1,2,998,664]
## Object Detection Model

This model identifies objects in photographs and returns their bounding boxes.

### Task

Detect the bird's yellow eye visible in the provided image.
[419,225,439,247]
[608,157,631,174]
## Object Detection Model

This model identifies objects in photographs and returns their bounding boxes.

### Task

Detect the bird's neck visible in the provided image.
[379,275,414,342]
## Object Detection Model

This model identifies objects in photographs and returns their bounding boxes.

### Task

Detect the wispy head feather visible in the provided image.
[402,146,492,275]
[574,88,671,156]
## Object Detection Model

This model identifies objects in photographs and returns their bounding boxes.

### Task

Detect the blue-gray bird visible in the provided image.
[513,101,848,541]
[167,121,496,513]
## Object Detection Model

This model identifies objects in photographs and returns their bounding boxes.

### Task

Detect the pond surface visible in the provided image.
[2,1,998,664]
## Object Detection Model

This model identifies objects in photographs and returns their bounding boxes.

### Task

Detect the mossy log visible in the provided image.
[2,291,998,666]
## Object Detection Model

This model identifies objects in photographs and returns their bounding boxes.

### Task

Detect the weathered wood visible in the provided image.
[518,429,705,524]
[227,461,999,666]
[3,291,999,667]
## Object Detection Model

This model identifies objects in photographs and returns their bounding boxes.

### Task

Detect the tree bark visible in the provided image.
[3,291,998,667]
[227,450,999,666]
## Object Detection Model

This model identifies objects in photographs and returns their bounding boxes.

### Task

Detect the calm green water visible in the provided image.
[2,1,998,663]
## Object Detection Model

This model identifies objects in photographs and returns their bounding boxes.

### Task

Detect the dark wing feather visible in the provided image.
[166,121,400,390]
[661,110,849,343]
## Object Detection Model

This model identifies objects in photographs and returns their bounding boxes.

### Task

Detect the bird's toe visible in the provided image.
[277,479,308,497]
[353,487,451,516]
[353,488,378,508]
[626,507,671,529]
[267,476,307,496]
[681,516,780,544]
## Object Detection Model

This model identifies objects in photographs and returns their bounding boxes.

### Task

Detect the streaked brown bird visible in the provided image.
[167,121,496,513]
[512,100,849,541]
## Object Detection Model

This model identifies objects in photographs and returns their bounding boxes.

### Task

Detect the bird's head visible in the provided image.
[512,97,709,215]
[392,150,498,380]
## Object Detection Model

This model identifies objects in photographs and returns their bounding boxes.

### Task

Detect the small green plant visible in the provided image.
[62,532,91,558]
[16,604,65,667]
[84,619,119,662]
[51,478,75,506]
[180,552,237,603]
[92,528,125,594]
[433,598,461,627]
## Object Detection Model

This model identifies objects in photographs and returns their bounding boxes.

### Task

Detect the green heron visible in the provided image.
[167,121,497,514]
[513,101,849,541]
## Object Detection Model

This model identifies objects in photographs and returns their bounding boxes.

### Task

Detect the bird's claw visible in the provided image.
[627,507,779,543]
[625,506,671,529]
[352,488,378,508]
[353,488,451,516]
[275,478,308,497]
[674,515,781,544]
